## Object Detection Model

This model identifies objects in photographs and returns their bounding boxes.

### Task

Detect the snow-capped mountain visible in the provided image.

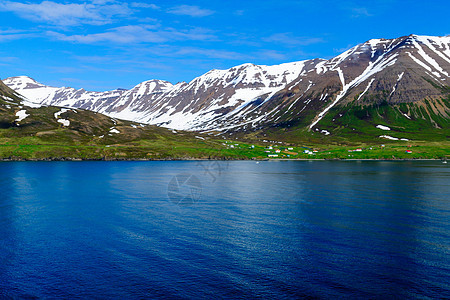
[3,76,163,113]
[4,34,450,132]
[286,34,450,129]
[4,61,315,130]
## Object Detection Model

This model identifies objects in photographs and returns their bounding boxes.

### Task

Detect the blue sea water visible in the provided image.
[0,161,449,299]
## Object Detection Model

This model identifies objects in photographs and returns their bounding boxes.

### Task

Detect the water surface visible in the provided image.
[0,161,449,298]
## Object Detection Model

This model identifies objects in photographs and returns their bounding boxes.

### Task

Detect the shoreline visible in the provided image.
[0,158,445,162]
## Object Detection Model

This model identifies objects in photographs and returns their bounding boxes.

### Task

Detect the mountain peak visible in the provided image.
[5,75,38,84]
[4,34,449,132]
[3,76,48,92]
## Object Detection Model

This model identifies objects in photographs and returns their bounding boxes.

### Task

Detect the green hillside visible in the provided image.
[1,78,449,160]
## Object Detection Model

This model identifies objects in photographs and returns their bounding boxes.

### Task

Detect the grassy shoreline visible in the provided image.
[1,97,448,161]
[0,158,445,162]
[0,140,448,161]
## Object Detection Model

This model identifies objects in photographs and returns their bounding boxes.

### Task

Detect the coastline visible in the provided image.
[0,157,445,162]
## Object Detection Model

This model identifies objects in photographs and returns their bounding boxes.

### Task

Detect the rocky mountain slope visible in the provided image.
[4,34,450,139]
[0,77,219,160]
[257,34,450,130]
[5,60,313,130]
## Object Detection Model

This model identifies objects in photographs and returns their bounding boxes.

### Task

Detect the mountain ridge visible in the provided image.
[4,34,450,136]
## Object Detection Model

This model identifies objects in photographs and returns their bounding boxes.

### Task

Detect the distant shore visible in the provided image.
[0,157,445,162]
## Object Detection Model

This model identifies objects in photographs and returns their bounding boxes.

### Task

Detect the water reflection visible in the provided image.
[0,163,18,297]
[0,161,448,298]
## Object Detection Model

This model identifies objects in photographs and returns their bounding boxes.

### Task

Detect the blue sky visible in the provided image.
[0,0,449,91]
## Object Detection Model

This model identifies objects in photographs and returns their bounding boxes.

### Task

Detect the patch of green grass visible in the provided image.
[0,94,448,160]
[269,98,450,144]
[0,133,448,160]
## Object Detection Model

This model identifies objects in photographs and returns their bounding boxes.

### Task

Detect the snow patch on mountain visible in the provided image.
[109,128,120,134]
[54,108,69,119]
[357,78,375,100]
[54,108,70,126]
[379,135,409,141]
[57,119,70,126]
[15,109,29,122]
[376,125,391,130]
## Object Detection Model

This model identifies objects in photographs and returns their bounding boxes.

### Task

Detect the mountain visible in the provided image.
[4,34,450,141]
[4,76,127,110]
[260,35,450,127]
[0,77,227,160]
[0,76,148,146]
[4,61,313,130]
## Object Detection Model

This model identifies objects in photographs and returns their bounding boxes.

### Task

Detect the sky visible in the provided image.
[0,0,449,91]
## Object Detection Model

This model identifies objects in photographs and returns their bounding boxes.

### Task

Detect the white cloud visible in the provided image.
[0,29,36,41]
[351,7,372,18]
[90,0,117,4]
[256,50,287,60]
[333,44,354,54]
[167,27,218,41]
[173,48,247,60]
[48,25,165,43]
[131,2,159,9]
[47,25,217,44]
[167,5,215,17]
[0,55,18,62]
[0,1,132,26]
[263,33,324,46]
